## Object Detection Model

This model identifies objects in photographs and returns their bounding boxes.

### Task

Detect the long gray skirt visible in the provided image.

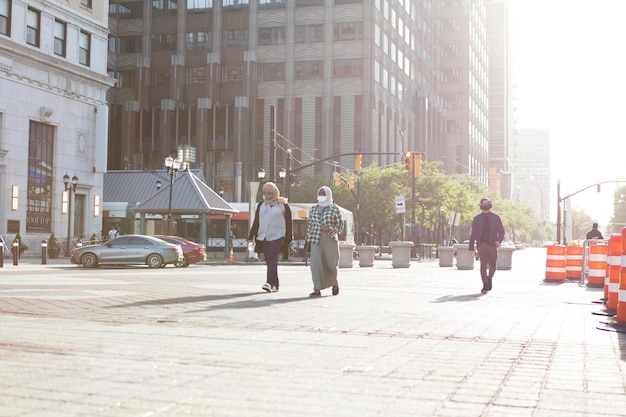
[309,232,340,290]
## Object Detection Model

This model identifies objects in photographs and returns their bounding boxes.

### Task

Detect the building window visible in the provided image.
[53,20,66,57]
[259,0,285,8]
[81,0,92,8]
[334,22,363,41]
[295,0,323,6]
[187,0,212,9]
[224,66,242,81]
[222,29,248,47]
[222,0,248,8]
[151,68,170,86]
[258,27,285,46]
[295,61,321,79]
[185,67,205,84]
[153,0,178,14]
[26,7,40,47]
[0,0,10,36]
[79,31,91,66]
[185,31,211,49]
[110,70,137,88]
[259,63,284,81]
[27,121,54,234]
[295,24,323,43]
[109,1,143,19]
[151,33,177,51]
[333,59,362,78]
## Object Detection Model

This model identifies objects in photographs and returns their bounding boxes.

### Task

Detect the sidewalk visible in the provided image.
[0,248,625,416]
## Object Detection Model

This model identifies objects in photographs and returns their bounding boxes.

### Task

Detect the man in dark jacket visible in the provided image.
[585,223,604,240]
[468,198,505,294]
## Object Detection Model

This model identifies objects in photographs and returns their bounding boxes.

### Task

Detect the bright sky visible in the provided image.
[512,0,626,228]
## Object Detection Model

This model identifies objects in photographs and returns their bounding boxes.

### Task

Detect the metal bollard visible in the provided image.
[12,238,19,266]
[0,242,3,268]
[42,239,48,265]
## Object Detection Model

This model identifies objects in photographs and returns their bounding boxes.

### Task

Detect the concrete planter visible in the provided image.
[438,246,455,267]
[356,245,377,267]
[389,241,414,268]
[338,242,356,268]
[497,247,515,270]
[454,243,475,270]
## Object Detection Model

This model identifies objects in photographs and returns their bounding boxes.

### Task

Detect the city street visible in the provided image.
[0,248,625,416]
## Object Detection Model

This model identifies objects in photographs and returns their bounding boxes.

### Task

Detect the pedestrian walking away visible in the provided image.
[305,186,344,297]
[247,182,293,293]
[468,198,505,294]
[585,222,604,240]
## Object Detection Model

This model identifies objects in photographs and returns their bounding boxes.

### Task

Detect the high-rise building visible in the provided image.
[108,0,500,202]
[512,128,550,223]
[486,0,514,199]
[0,0,114,246]
[439,0,490,182]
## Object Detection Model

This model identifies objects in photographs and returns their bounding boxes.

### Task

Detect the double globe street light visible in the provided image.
[63,173,78,255]
[155,156,181,235]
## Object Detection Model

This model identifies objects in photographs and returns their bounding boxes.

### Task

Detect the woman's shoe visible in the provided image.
[332,285,339,296]
[261,283,272,293]
[309,290,321,297]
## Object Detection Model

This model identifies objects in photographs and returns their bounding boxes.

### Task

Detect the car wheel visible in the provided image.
[146,253,164,268]
[81,253,98,268]
[174,256,190,268]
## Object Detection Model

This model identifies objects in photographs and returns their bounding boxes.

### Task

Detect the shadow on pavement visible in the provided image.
[107,292,258,308]
[431,293,484,303]
[188,296,313,312]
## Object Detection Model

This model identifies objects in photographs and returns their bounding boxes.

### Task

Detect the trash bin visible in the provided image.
[438,246,455,267]
[497,246,515,270]
[356,245,377,267]
[454,243,474,270]
[338,242,355,268]
[389,241,414,268]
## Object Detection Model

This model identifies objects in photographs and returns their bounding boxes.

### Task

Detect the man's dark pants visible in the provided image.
[477,243,498,291]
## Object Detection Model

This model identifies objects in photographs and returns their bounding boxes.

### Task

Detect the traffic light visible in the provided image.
[354,154,362,172]
[403,151,413,171]
[348,176,355,190]
[333,172,341,187]
[414,154,422,177]
[597,182,601,192]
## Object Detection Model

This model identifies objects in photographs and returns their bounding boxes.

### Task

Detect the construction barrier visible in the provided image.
[618,228,626,323]
[585,240,608,286]
[545,244,566,281]
[565,245,583,279]
[606,234,622,310]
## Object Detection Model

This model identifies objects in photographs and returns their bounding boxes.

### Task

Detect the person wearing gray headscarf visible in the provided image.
[247,182,293,293]
[305,186,344,297]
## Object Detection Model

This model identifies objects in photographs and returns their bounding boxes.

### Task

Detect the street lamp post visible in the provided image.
[164,156,181,235]
[285,149,292,200]
[63,173,78,256]
[440,207,445,245]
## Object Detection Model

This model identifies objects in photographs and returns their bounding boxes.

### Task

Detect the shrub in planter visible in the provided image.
[47,233,61,259]
[15,233,28,257]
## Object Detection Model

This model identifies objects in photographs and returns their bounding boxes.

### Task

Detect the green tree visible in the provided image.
[571,208,595,240]
[609,185,626,234]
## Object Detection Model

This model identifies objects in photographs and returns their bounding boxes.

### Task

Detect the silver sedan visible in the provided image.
[70,235,184,268]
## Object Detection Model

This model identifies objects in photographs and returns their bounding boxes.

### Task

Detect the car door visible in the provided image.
[100,236,130,263]
[127,236,154,263]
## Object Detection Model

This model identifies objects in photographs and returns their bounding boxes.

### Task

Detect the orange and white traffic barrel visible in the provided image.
[586,241,608,286]
[617,228,626,323]
[545,244,566,281]
[606,234,622,310]
[565,245,583,280]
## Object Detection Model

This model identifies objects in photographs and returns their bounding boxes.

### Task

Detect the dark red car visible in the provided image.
[154,235,207,267]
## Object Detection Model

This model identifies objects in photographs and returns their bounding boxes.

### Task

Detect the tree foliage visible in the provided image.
[285,160,543,245]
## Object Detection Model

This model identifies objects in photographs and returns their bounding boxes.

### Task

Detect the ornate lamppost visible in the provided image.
[63,173,78,255]
[163,156,181,235]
